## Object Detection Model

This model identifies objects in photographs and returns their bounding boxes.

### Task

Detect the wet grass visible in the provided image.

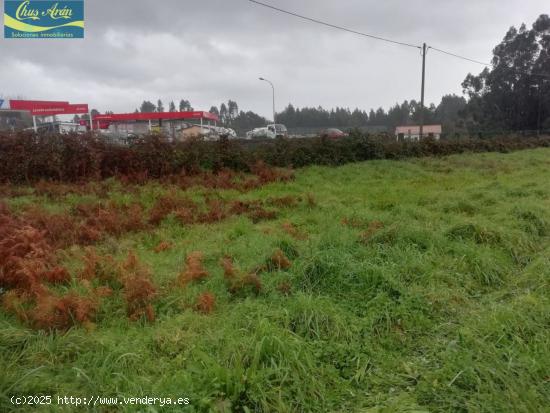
[1,149,550,412]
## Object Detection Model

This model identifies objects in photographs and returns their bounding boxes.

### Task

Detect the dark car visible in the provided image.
[320,128,347,139]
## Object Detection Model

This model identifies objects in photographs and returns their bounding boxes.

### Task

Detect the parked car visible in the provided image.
[267,124,288,138]
[320,128,347,139]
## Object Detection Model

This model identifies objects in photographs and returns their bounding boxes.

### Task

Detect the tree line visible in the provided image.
[96,13,548,137]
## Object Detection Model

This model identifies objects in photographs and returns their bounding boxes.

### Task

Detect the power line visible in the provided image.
[248,1,550,80]
[247,0,421,49]
[428,46,492,66]
[429,46,550,79]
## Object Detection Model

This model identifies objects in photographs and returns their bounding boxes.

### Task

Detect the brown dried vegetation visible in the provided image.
[161,164,294,193]
[120,252,157,322]
[28,290,100,331]
[220,256,237,279]
[268,196,299,208]
[0,205,102,330]
[359,221,385,242]
[277,281,292,296]
[268,249,292,271]
[149,193,197,225]
[195,292,216,314]
[153,241,172,253]
[178,251,209,286]
[281,221,307,240]
[220,256,262,296]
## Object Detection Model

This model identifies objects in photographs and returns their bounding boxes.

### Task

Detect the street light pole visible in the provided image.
[531,81,544,136]
[537,82,542,136]
[259,77,276,124]
[537,80,547,136]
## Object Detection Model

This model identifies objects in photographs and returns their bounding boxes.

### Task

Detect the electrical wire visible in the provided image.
[247,0,421,49]
[428,46,491,66]
[429,46,550,79]
[248,0,550,80]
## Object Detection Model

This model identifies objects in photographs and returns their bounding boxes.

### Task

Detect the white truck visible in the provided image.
[246,124,288,139]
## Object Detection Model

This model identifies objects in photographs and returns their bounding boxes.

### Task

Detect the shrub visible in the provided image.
[29,290,99,331]
[2,131,546,184]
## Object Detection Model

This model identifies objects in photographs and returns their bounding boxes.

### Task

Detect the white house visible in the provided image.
[395,124,442,140]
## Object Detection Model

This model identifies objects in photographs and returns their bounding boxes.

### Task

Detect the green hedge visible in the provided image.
[0,131,549,183]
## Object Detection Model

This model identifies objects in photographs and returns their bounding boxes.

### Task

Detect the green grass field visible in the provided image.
[1,149,550,412]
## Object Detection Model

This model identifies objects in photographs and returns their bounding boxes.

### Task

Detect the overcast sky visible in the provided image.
[0,0,547,119]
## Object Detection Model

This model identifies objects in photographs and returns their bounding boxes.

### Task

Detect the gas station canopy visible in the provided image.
[94,111,219,123]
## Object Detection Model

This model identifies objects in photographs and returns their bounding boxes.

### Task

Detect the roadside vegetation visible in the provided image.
[1,147,549,412]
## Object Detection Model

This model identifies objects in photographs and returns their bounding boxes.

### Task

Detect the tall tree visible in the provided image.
[435,94,467,134]
[462,14,550,132]
[219,103,228,125]
[157,99,164,113]
[169,101,176,112]
[140,101,156,113]
[231,110,268,135]
[227,100,239,124]
[179,99,192,111]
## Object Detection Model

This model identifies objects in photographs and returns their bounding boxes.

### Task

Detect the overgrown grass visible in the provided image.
[1,149,550,412]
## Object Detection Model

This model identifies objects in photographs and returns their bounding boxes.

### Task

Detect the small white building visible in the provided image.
[395,124,442,141]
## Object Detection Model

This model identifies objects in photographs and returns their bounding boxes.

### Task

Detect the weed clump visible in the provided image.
[268,196,299,208]
[29,291,99,331]
[72,201,147,242]
[220,256,262,296]
[153,241,172,253]
[248,208,277,223]
[446,223,502,245]
[199,199,227,223]
[230,273,263,296]
[149,194,196,225]
[120,252,157,322]
[306,193,317,207]
[267,248,292,271]
[179,251,209,286]
[513,208,548,236]
[195,292,216,314]
[220,256,237,279]
[250,160,294,184]
[281,221,307,240]
[359,220,385,242]
[79,248,119,286]
[277,281,292,296]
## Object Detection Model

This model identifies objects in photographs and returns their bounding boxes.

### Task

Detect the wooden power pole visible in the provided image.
[419,43,427,139]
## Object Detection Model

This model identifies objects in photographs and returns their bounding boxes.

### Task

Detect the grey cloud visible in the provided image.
[0,0,547,118]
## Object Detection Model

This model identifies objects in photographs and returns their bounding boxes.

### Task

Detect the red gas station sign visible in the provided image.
[65,104,89,114]
[9,100,89,116]
[10,100,68,111]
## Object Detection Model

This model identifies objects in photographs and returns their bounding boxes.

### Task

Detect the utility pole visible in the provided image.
[419,43,427,140]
